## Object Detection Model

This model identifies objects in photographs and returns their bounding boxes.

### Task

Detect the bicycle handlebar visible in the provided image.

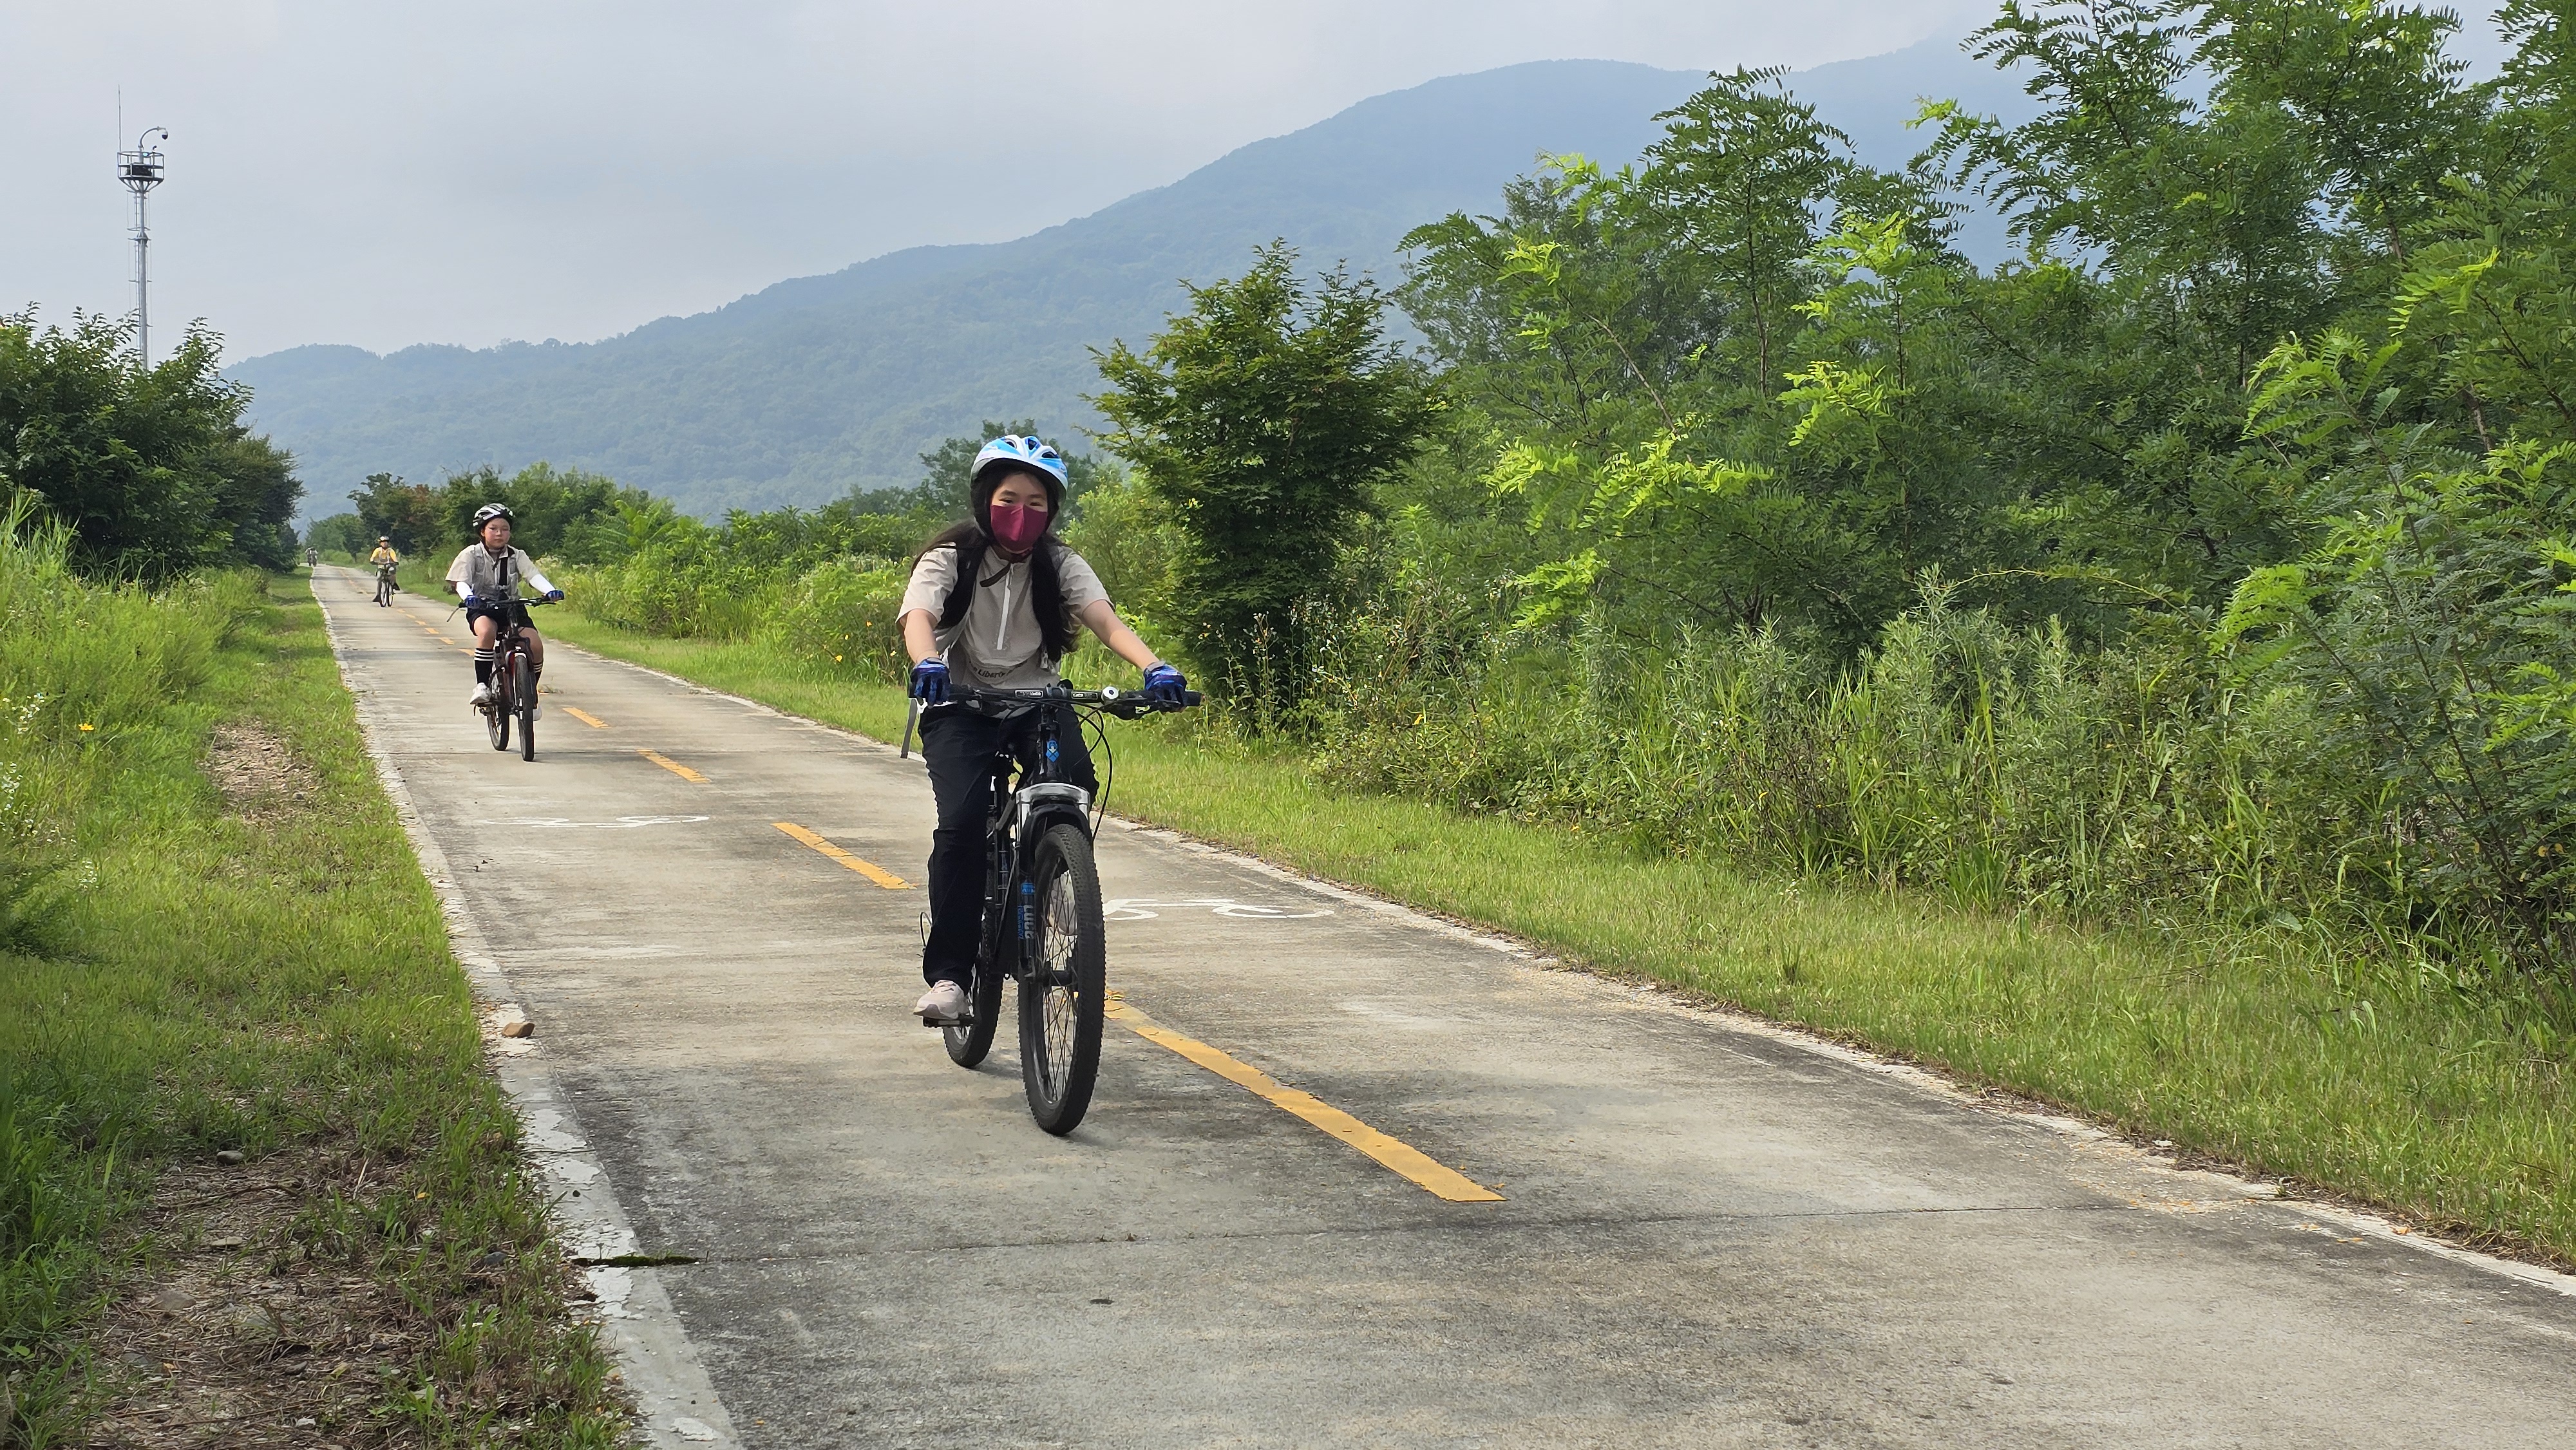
[946,683,1200,719]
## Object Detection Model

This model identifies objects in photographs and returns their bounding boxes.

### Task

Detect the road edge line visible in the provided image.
[311,571,745,1449]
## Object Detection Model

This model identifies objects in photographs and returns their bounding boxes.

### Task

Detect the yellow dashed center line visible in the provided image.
[773,822,911,889]
[638,749,709,783]
[1103,996,1504,1203]
[563,707,608,730]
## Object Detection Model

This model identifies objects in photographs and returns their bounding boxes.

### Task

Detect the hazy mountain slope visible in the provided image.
[242,37,2025,518]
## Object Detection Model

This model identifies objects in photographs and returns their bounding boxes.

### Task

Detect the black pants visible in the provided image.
[918,705,1096,986]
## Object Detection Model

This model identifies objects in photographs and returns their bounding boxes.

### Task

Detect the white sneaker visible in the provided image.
[469,683,492,708]
[913,980,969,1026]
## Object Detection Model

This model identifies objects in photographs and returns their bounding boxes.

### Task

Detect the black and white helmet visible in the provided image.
[471,504,514,532]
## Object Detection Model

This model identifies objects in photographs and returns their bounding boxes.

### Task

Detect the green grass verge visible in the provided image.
[545,608,2576,1266]
[2,563,623,1446]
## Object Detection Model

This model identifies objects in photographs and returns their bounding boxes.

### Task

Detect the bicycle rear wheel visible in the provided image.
[486,666,510,751]
[513,653,537,761]
[1019,822,1106,1135]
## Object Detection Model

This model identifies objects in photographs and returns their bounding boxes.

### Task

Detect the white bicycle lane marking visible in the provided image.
[1103,897,1334,922]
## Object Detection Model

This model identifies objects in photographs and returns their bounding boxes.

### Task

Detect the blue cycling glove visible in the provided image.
[459,594,482,609]
[1142,662,1186,704]
[909,658,951,704]
[544,588,565,602]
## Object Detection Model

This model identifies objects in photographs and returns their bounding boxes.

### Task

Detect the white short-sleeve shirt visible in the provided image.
[899,542,1108,690]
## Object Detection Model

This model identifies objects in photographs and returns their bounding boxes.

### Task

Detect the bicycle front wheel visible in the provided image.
[1019,822,1106,1135]
[513,653,537,761]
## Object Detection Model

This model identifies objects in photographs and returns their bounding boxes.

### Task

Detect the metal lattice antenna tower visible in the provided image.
[117,127,169,366]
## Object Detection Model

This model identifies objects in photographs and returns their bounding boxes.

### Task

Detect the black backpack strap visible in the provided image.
[936,539,987,630]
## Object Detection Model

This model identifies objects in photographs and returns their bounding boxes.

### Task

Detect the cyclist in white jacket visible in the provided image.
[444,504,564,708]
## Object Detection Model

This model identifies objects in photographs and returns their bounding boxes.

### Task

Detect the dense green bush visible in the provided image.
[558,500,931,677]
[560,425,1136,678]
[0,312,300,579]
[766,558,912,680]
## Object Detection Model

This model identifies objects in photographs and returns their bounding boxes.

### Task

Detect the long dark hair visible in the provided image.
[914,519,1077,661]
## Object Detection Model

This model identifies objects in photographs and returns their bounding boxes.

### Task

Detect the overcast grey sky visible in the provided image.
[2,2,2514,362]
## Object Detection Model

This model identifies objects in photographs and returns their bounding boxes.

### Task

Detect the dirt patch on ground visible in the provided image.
[83,1148,468,1449]
[205,724,323,824]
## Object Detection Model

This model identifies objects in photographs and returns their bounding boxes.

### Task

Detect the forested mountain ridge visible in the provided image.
[237,38,2025,518]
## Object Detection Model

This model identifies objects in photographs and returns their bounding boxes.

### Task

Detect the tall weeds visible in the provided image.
[559,548,913,682]
[1311,570,2573,981]
[0,494,240,1440]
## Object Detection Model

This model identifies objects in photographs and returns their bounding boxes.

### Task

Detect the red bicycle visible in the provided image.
[479,598,556,761]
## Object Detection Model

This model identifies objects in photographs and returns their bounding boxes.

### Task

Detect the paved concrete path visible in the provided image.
[313,568,2576,1449]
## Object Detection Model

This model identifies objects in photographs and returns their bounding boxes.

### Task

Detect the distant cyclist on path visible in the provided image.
[444,505,564,710]
[897,435,1185,1024]
[370,536,402,605]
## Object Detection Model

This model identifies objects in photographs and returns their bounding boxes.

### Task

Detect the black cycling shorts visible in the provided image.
[464,603,535,636]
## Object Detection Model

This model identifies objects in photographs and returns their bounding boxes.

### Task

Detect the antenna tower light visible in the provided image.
[117,127,170,366]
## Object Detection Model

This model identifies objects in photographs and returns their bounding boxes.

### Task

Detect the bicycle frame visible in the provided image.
[925,680,1198,1127]
[965,690,1095,985]
[472,597,556,760]
[937,682,1196,983]
[484,600,542,673]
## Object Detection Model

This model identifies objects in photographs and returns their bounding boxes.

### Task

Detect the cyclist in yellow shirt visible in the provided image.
[369,538,401,606]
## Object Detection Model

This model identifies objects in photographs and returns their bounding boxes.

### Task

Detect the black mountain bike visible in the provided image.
[913,682,1198,1135]
[374,563,398,607]
[478,598,556,761]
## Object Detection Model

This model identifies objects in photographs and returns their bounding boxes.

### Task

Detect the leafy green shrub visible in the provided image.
[0,312,299,578]
[767,558,911,681]
[1096,242,1441,707]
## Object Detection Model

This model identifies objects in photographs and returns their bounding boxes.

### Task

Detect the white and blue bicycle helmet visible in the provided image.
[970,435,1068,511]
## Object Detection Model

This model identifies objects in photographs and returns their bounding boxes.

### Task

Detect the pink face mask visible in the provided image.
[989,501,1049,554]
